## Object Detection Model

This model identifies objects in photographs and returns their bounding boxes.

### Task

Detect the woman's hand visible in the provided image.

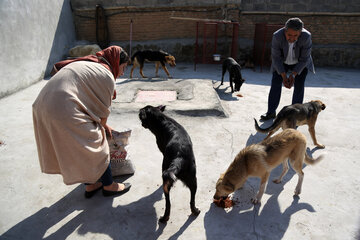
[100,117,113,139]
[104,124,113,139]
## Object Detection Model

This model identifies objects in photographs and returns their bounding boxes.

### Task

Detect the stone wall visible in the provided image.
[70,0,360,68]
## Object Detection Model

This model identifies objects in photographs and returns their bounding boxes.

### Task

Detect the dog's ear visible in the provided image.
[157,105,166,112]
[321,102,326,110]
[216,174,224,184]
[223,182,234,192]
[220,177,234,192]
[313,100,326,111]
[166,56,176,62]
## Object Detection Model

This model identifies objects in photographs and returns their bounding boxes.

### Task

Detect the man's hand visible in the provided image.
[287,74,295,88]
[282,73,294,89]
[282,74,291,89]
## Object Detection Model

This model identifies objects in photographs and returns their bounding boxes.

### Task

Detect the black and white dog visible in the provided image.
[139,105,200,223]
[221,57,245,93]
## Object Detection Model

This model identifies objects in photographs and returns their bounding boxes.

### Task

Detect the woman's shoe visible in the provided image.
[84,185,102,198]
[102,182,131,197]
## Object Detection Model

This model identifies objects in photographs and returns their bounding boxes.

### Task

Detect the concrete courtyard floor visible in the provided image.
[0,63,360,240]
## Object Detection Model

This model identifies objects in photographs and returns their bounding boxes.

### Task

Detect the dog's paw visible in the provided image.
[294,188,301,196]
[272,179,282,184]
[251,197,261,205]
[191,207,200,216]
[159,215,169,223]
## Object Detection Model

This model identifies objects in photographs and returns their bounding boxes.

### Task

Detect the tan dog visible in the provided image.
[68,44,102,57]
[254,100,326,148]
[130,50,176,78]
[213,129,323,204]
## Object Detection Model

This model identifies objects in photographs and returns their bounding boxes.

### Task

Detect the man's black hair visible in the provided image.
[285,18,304,31]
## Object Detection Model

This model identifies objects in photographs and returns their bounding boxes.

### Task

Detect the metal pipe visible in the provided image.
[129,19,133,58]
[194,22,199,71]
[240,11,360,17]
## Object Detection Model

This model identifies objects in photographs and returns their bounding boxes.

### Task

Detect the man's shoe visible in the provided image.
[260,112,276,120]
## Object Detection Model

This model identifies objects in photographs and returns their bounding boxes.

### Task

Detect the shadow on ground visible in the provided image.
[2,186,168,240]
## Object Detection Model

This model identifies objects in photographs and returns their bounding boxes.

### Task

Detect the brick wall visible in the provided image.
[71,1,360,67]
[73,6,224,42]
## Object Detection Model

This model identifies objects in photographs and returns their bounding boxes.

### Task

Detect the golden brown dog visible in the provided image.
[213,129,323,204]
[130,50,176,78]
[254,100,326,148]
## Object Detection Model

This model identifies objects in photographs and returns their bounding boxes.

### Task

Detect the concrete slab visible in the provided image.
[0,63,360,240]
[112,78,227,117]
[134,90,177,103]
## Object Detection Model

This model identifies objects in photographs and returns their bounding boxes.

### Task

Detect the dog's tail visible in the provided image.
[254,117,280,133]
[162,161,180,193]
[304,153,324,165]
[130,51,139,63]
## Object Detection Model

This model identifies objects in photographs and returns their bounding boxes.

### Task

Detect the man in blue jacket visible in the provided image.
[261,17,315,120]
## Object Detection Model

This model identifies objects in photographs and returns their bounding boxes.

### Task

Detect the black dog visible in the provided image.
[221,57,245,93]
[130,50,176,78]
[139,105,200,223]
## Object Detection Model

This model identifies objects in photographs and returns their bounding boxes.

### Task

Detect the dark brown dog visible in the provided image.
[254,100,326,148]
[130,50,176,78]
[139,105,200,223]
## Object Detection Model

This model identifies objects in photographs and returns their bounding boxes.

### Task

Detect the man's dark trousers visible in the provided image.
[267,64,308,114]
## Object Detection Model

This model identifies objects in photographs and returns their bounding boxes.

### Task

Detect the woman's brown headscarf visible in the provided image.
[51,46,124,99]
[51,46,123,80]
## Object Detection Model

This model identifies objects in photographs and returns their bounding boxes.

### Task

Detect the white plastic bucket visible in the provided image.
[213,54,221,61]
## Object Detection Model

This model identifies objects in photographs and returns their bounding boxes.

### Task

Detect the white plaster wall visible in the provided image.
[0,0,76,98]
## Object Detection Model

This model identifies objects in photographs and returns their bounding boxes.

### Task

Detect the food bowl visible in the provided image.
[213,54,221,61]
